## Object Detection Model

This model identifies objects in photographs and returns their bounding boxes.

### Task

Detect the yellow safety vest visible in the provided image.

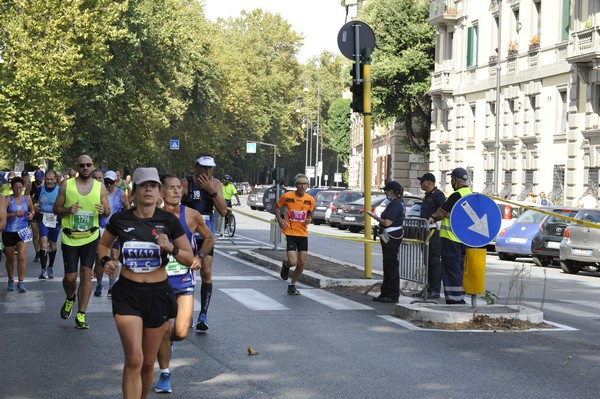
[439,186,472,243]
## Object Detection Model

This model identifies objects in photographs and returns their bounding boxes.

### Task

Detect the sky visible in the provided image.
[203,0,350,62]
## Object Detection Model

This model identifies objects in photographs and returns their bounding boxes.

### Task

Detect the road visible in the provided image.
[1,205,600,398]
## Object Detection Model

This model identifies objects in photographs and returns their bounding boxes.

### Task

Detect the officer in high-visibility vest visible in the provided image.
[429,167,472,304]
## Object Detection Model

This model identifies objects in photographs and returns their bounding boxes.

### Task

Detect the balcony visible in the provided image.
[566,26,600,64]
[429,0,459,25]
[429,69,455,96]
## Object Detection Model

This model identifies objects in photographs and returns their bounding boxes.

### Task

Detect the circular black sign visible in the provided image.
[337,20,375,60]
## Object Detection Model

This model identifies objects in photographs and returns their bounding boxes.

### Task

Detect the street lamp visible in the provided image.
[492,0,503,196]
[303,77,321,186]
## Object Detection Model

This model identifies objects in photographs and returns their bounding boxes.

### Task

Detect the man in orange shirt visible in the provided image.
[274,174,315,295]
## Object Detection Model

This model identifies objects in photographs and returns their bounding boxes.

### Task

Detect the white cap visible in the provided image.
[104,170,117,182]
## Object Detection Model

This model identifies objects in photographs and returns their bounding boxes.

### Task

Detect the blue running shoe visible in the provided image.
[17,282,26,293]
[7,280,14,291]
[94,284,102,297]
[47,267,54,279]
[154,372,172,393]
[195,313,209,333]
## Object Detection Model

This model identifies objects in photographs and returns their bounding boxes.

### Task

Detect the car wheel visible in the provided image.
[313,220,322,225]
[349,226,362,233]
[250,206,256,210]
[560,260,580,274]
[338,224,347,230]
[532,256,551,267]
[498,252,516,261]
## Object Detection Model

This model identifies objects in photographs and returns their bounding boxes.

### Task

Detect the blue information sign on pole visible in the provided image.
[449,193,502,247]
[170,140,180,150]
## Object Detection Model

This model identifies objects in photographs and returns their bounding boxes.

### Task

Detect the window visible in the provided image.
[589,168,599,197]
[527,95,536,135]
[548,164,565,204]
[558,89,568,134]
[561,0,571,42]
[441,109,449,131]
[467,24,479,68]
[469,104,476,143]
[534,1,542,36]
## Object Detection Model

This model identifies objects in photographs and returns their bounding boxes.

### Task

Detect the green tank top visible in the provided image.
[439,186,472,243]
[60,178,101,246]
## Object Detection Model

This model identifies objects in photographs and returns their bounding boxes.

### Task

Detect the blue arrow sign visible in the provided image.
[449,193,502,247]
[170,140,180,150]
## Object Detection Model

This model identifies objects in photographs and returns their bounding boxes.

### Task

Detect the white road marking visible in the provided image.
[221,288,289,310]
[526,301,600,318]
[300,289,373,310]
[4,291,45,313]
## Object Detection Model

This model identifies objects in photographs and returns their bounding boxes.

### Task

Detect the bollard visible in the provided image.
[463,248,486,307]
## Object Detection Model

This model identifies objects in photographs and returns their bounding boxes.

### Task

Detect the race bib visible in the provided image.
[121,241,161,273]
[17,226,33,243]
[165,254,189,276]
[73,211,94,231]
[42,212,58,228]
[289,209,307,222]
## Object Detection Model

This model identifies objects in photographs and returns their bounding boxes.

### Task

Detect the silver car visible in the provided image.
[559,208,600,274]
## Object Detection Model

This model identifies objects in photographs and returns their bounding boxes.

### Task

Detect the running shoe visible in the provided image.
[94,284,103,297]
[17,282,26,293]
[39,269,47,279]
[60,298,75,319]
[154,372,172,393]
[107,288,112,298]
[33,255,40,263]
[287,285,300,295]
[280,259,290,280]
[7,280,14,291]
[47,267,54,279]
[195,313,209,333]
[75,312,89,329]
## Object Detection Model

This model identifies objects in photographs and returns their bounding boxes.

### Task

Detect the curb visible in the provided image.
[394,303,545,324]
[237,249,382,288]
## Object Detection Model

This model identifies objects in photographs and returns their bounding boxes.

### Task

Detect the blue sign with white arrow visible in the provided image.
[449,193,502,247]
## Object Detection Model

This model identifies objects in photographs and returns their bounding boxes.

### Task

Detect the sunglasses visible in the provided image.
[104,180,115,185]
[79,163,92,168]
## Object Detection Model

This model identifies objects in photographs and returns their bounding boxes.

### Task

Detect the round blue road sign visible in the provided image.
[449,193,502,247]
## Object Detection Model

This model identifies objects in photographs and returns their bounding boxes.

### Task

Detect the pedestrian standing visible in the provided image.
[275,174,315,295]
[429,167,472,305]
[577,188,598,208]
[99,167,194,399]
[417,173,446,299]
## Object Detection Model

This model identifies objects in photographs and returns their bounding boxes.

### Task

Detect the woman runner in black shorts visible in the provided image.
[98,167,194,399]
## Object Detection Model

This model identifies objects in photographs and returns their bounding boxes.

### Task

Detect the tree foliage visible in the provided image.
[360,0,435,153]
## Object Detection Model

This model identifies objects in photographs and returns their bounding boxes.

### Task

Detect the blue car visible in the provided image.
[495,207,547,261]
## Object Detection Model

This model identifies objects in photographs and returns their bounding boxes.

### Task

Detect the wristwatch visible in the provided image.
[169,246,179,257]
[100,256,111,268]
[209,191,217,198]
[198,251,205,259]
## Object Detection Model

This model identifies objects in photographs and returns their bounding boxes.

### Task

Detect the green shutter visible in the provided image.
[561,0,570,41]
[467,26,474,67]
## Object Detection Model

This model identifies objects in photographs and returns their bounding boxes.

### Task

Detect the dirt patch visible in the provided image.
[418,314,553,331]
[253,248,373,280]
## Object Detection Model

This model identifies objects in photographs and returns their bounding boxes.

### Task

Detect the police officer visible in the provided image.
[429,168,472,304]
[417,173,446,299]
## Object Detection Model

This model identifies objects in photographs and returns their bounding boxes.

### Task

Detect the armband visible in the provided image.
[100,256,111,268]
[169,246,179,257]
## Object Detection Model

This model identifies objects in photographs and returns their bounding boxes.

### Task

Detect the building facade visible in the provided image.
[429,0,600,205]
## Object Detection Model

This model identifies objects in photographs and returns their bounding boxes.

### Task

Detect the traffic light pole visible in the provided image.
[362,48,373,279]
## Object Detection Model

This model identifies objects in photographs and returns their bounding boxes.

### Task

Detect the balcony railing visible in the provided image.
[566,26,600,64]
[429,69,455,96]
[429,0,458,23]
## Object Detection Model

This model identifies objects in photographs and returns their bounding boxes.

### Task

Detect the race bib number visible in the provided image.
[73,211,94,231]
[289,209,307,222]
[18,227,33,243]
[165,254,189,276]
[42,212,58,228]
[122,241,161,273]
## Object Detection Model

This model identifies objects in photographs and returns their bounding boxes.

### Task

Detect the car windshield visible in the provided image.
[546,209,578,223]
[349,195,386,206]
[316,192,336,202]
[574,209,600,223]
[336,192,362,203]
[514,209,546,224]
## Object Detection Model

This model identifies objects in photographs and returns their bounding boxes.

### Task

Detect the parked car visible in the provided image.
[329,190,364,228]
[495,207,548,261]
[487,200,526,250]
[313,190,342,225]
[373,194,423,218]
[339,195,387,233]
[559,208,600,274]
[530,207,579,267]
[247,185,265,210]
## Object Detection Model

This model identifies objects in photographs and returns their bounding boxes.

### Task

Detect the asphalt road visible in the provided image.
[1,205,600,398]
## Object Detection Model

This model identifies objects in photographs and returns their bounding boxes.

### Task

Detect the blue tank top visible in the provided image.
[166,205,196,293]
[39,185,59,213]
[6,195,29,232]
[100,188,124,228]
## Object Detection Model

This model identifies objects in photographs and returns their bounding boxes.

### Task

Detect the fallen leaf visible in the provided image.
[247,347,259,356]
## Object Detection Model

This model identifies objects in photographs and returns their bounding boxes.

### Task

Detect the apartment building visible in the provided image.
[429,0,600,205]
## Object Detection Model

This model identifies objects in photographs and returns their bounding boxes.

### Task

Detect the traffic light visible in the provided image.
[349,63,364,113]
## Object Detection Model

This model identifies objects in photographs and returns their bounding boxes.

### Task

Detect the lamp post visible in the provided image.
[303,76,321,187]
[492,0,502,196]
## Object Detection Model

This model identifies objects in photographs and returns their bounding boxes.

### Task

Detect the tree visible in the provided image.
[359,0,435,153]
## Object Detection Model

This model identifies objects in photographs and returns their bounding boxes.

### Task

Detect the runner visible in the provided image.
[93,170,130,297]
[53,155,110,329]
[35,170,61,279]
[154,174,214,393]
[98,167,194,399]
[181,154,227,332]
[3,177,34,292]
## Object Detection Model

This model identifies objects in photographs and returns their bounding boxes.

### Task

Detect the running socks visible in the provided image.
[200,282,212,314]
[39,250,48,270]
[49,250,57,268]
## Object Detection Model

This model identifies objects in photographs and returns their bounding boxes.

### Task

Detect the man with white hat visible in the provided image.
[429,167,471,305]
[181,153,227,332]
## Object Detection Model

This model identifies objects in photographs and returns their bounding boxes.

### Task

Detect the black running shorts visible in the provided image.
[285,235,308,252]
[61,239,99,273]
